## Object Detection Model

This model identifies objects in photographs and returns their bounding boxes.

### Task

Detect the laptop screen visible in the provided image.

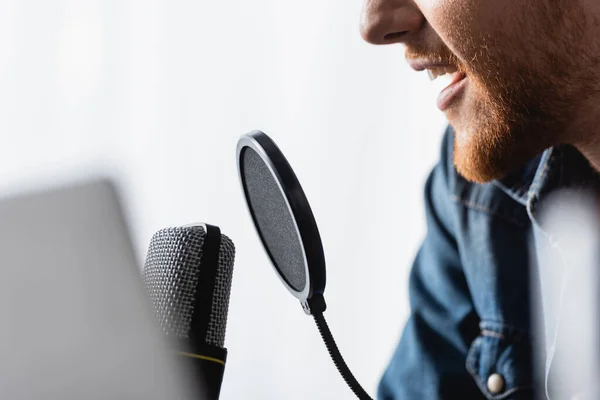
[0,179,196,399]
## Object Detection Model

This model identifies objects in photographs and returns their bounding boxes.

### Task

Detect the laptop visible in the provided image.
[0,179,196,399]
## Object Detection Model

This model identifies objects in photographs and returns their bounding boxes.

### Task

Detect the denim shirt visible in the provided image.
[378,126,600,400]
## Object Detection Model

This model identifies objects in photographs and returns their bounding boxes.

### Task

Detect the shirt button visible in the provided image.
[487,373,505,394]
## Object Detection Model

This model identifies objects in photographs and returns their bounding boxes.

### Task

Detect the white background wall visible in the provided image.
[0,0,447,398]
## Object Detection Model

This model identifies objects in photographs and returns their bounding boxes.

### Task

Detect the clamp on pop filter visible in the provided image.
[236,131,372,400]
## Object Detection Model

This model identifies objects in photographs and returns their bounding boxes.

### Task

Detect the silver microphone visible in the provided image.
[143,224,235,399]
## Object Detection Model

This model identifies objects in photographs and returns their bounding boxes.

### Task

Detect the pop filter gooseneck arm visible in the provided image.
[312,307,372,399]
[237,131,373,400]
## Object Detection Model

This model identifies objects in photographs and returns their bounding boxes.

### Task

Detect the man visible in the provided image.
[360,1,600,399]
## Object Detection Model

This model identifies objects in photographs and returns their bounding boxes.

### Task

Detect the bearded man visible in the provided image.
[360,1,600,399]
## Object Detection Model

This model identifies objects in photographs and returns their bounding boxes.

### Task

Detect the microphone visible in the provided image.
[143,224,235,400]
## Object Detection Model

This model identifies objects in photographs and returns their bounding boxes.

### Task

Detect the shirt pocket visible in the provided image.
[466,322,534,400]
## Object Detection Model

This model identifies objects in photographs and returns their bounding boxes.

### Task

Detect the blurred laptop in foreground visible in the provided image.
[0,178,196,399]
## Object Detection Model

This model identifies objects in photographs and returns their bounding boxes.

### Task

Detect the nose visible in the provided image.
[360,0,425,45]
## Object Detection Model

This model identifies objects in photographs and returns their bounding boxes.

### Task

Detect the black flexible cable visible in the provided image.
[313,312,373,400]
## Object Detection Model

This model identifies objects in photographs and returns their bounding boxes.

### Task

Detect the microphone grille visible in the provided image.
[143,226,235,347]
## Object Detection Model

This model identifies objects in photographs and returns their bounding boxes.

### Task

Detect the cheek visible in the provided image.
[418,0,514,65]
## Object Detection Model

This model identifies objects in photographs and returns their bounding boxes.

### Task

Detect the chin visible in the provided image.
[452,134,503,184]
[448,111,518,184]
[444,89,518,183]
[450,115,552,185]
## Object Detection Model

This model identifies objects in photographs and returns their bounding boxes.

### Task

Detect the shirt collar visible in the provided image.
[494,145,600,225]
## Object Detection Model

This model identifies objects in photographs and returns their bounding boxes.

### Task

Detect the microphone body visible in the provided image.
[143,224,235,400]
[178,342,228,399]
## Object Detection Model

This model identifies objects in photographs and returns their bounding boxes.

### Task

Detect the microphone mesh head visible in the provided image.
[241,147,306,292]
[142,226,235,347]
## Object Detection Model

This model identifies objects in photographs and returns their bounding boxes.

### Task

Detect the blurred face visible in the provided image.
[361,0,600,183]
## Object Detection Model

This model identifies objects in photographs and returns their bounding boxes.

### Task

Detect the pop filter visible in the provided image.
[236,130,326,314]
[236,130,372,400]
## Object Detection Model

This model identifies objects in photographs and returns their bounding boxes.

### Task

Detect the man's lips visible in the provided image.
[406,58,454,72]
[406,58,468,111]
[437,73,467,111]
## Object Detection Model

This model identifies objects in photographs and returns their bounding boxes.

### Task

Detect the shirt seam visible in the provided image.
[450,195,527,228]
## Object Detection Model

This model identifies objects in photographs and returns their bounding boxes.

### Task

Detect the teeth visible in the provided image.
[431,70,458,94]
[427,66,458,81]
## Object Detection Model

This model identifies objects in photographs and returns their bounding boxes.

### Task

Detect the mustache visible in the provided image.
[405,42,464,72]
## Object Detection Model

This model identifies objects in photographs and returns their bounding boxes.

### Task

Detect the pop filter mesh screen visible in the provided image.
[241,147,306,292]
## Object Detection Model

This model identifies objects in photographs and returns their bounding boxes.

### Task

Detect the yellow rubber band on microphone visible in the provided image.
[177,351,226,366]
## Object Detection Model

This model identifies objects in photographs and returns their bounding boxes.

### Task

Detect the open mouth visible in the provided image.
[427,66,468,111]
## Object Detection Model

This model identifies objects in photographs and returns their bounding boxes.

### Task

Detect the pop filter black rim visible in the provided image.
[236,130,326,314]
